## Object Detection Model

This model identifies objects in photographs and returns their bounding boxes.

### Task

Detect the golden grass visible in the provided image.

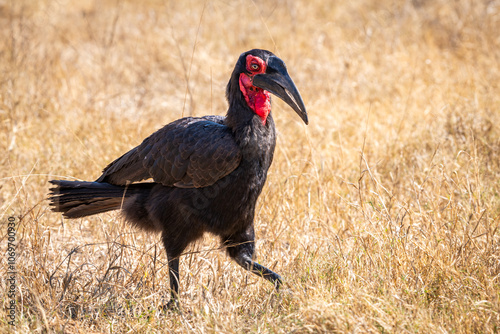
[1,0,499,332]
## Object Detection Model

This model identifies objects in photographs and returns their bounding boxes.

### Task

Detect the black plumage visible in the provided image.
[49,49,308,307]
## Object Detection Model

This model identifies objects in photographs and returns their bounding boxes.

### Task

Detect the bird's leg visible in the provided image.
[161,230,184,311]
[233,252,283,289]
[160,228,203,310]
[224,227,282,290]
[166,256,180,309]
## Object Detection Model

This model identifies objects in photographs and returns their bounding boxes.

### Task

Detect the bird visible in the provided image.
[48,49,308,308]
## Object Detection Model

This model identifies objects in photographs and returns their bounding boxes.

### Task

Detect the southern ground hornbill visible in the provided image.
[49,49,308,307]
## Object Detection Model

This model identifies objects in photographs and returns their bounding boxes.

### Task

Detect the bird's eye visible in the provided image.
[250,63,260,71]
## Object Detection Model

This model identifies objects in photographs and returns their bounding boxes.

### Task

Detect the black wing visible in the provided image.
[96,116,241,188]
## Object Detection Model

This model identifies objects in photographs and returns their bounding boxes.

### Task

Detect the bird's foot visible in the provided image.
[160,298,180,312]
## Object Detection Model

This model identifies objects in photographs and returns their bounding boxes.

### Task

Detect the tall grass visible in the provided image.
[1,0,499,332]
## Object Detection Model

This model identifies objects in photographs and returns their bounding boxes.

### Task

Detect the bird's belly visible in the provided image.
[192,171,265,235]
[146,159,269,238]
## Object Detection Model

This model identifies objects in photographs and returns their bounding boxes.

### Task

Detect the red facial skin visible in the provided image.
[239,55,271,125]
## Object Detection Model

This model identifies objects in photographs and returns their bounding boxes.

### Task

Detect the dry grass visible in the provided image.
[1,0,500,332]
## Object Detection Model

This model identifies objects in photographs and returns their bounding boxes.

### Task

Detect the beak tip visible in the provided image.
[300,109,308,125]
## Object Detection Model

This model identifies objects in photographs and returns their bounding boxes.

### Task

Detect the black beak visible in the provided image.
[253,56,308,125]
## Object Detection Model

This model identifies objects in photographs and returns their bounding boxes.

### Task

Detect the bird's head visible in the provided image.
[226,49,308,125]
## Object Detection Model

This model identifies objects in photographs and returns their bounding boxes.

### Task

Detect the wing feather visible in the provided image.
[96,116,241,188]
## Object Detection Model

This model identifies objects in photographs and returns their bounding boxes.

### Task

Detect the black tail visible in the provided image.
[48,180,153,219]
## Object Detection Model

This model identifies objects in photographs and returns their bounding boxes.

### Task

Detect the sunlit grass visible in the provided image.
[1,0,499,332]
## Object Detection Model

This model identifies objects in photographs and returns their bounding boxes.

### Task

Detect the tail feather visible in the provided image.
[48,180,151,218]
[57,198,123,218]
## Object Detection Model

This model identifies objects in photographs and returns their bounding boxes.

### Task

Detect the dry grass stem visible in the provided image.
[1,0,499,332]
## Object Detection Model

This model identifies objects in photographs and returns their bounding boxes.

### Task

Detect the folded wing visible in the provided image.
[96,116,241,188]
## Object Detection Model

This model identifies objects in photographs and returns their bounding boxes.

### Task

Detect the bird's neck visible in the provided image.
[225,101,273,134]
[238,73,271,125]
[225,74,273,134]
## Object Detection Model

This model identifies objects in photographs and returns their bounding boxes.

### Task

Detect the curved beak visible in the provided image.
[253,56,308,125]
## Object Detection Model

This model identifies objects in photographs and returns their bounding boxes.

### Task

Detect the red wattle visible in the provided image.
[239,73,271,125]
